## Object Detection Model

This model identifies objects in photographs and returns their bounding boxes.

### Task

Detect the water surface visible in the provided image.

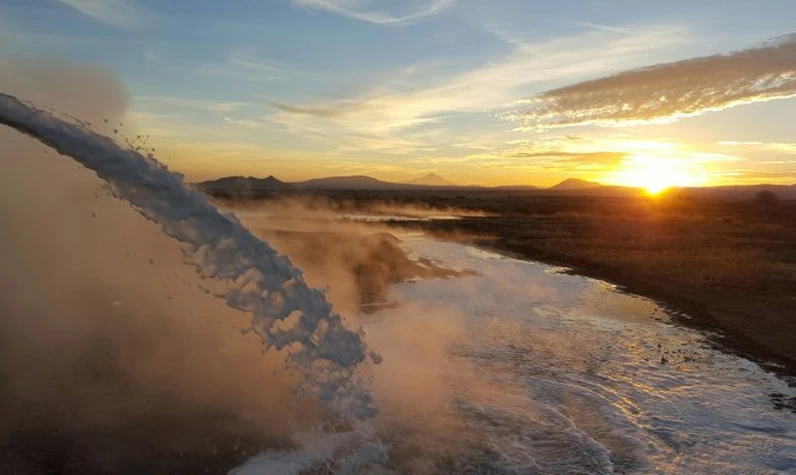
[238,234,796,474]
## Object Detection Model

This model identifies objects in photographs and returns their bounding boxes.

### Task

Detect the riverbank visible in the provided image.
[387,193,796,383]
[467,232,796,380]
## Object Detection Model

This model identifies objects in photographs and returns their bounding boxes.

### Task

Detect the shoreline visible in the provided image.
[458,234,796,385]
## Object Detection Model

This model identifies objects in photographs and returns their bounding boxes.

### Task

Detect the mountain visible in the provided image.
[549,178,603,190]
[408,173,457,187]
[197,175,294,194]
[294,175,406,190]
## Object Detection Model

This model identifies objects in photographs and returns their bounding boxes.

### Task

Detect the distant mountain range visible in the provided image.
[197,173,467,193]
[197,175,295,194]
[195,174,796,200]
[197,173,538,193]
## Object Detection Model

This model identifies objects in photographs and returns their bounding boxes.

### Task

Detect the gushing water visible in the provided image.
[0,92,377,418]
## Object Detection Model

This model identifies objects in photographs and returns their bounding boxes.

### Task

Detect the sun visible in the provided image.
[606,154,705,195]
[627,165,684,195]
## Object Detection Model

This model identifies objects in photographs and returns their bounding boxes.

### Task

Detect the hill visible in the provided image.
[549,178,603,190]
[294,175,406,190]
[196,175,294,194]
[408,173,457,187]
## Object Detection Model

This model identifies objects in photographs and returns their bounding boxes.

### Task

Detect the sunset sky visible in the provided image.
[2,0,795,187]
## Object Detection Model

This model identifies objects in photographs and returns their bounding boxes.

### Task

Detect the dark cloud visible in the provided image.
[515,33,796,129]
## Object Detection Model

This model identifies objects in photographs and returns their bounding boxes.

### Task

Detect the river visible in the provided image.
[235,233,796,474]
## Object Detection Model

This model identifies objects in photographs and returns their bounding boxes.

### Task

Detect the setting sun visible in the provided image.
[607,154,706,194]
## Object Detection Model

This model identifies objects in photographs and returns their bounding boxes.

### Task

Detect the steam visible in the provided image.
[0,60,331,473]
[219,196,472,315]
[0,60,383,431]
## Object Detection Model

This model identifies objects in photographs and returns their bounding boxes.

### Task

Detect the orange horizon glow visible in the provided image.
[157,139,792,190]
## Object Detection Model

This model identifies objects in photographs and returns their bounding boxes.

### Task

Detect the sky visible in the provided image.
[1,0,795,188]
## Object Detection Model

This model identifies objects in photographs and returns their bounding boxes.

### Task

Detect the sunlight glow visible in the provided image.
[607,153,706,194]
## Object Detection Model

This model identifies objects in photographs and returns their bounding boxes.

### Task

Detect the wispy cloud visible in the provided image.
[513,33,796,129]
[507,150,626,165]
[134,96,254,113]
[716,169,796,185]
[290,0,456,25]
[265,25,692,153]
[719,140,796,155]
[269,100,366,118]
[54,0,148,29]
[197,51,294,82]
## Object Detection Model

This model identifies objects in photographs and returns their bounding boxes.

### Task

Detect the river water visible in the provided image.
[236,233,796,474]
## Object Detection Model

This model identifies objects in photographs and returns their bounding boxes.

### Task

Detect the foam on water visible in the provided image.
[0,93,377,418]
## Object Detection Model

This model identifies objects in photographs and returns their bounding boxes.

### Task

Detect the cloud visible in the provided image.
[290,0,456,25]
[513,33,796,129]
[266,25,691,152]
[198,51,294,82]
[54,0,148,29]
[507,150,626,165]
[719,140,796,155]
[460,144,628,173]
[269,100,367,118]
[134,96,254,113]
[717,169,796,184]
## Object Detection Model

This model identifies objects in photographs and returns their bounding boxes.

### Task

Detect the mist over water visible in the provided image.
[227,229,796,474]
